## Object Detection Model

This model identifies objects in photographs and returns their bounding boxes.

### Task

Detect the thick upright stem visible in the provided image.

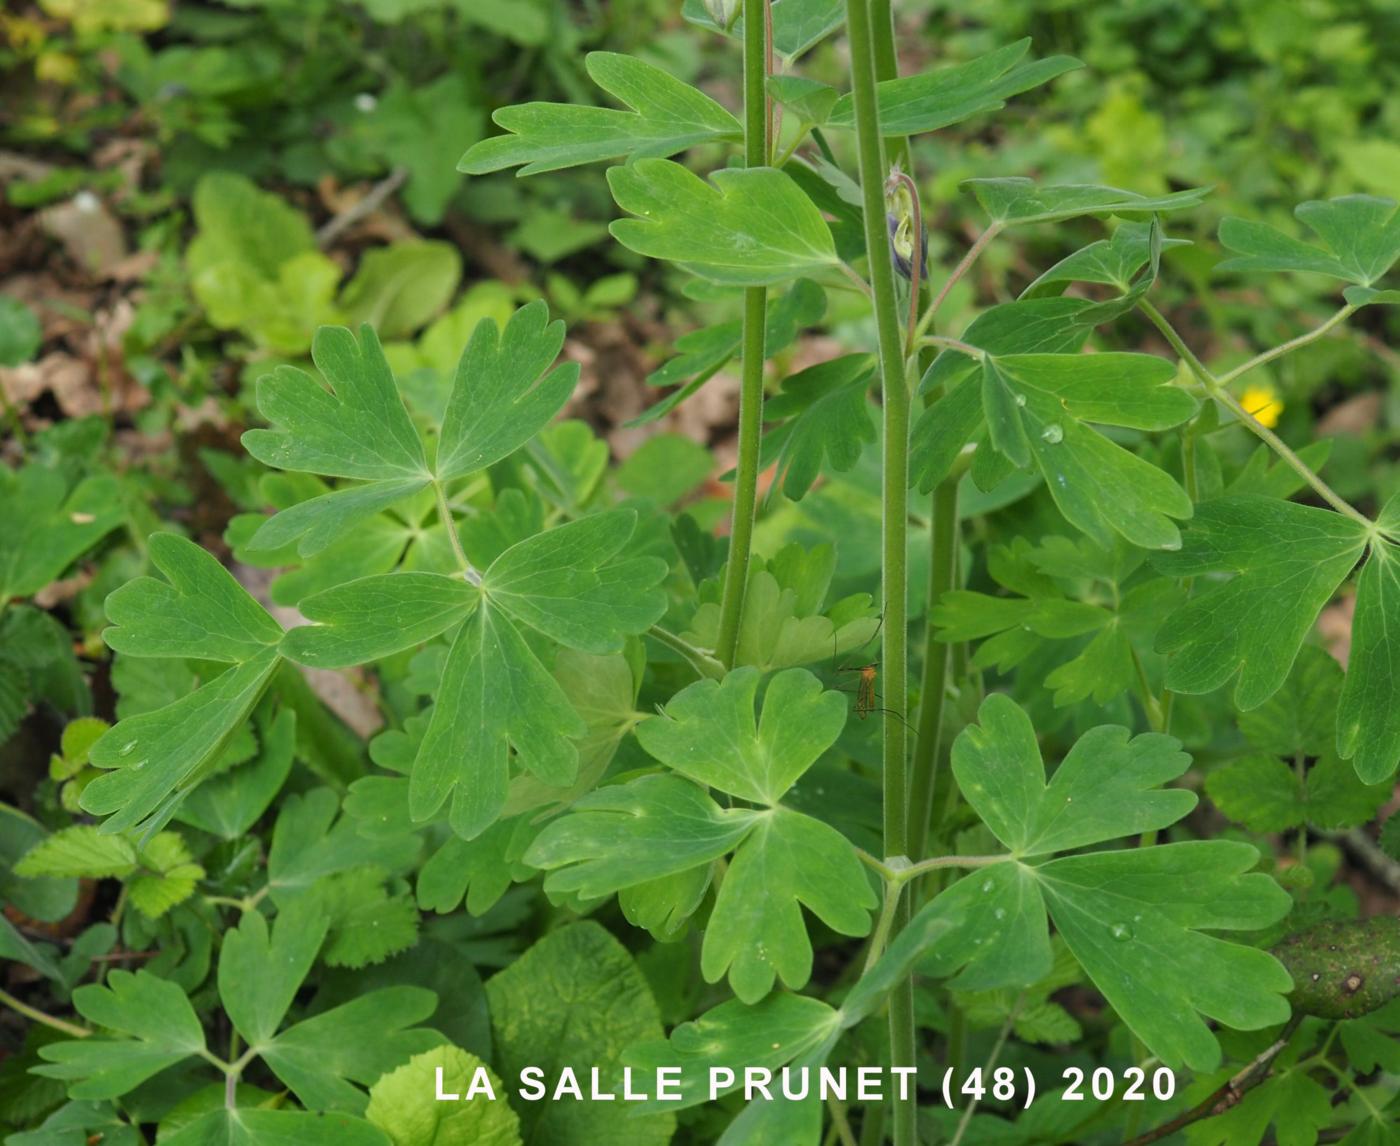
[846,0,915,1141]
[714,0,770,667]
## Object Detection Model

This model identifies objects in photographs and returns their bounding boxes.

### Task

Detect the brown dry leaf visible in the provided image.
[1319,592,1356,667]
[39,192,128,278]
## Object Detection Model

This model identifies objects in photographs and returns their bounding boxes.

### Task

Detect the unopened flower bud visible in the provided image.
[703,0,742,29]
[884,170,927,282]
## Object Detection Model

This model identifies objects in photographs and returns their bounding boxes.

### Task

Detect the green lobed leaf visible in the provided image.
[162,1108,391,1146]
[1154,495,1367,710]
[459,52,740,176]
[176,706,297,839]
[607,161,840,286]
[635,666,847,805]
[760,354,877,501]
[1218,196,1400,286]
[267,788,420,901]
[1337,535,1400,782]
[0,293,42,366]
[965,177,1211,226]
[218,900,329,1049]
[828,40,1081,137]
[0,465,123,602]
[366,1045,522,1146]
[681,0,844,60]
[339,241,462,340]
[35,970,206,1098]
[436,301,580,482]
[104,533,283,663]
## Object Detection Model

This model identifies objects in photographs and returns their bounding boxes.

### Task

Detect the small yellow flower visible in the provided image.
[1240,385,1283,429]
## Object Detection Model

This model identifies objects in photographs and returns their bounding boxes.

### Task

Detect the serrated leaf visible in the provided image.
[127,831,204,919]
[0,465,123,601]
[82,647,283,836]
[267,788,419,901]
[281,572,480,669]
[966,178,1211,226]
[14,826,137,879]
[484,922,673,1145]
[261,986,440,1113]
[321,870,420,968]
[460,52,740,176]
[1154,495,1367,709]
[218,900,329,1048]
[243,324,429,482]
[829,40,1081,137]
[1218,196,1400,286]
[608,160,839,286]
[1337,537,1400,782]
[1238,644,1342,758]
[636,667,846,805]
[1206,755,1302,833]
[436,301,580,482]
[104,533,283,662]
[35,970,206,1098]
[366,1045,522,1146]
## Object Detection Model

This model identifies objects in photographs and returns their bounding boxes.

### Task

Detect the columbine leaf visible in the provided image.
[828,40,1081,137]
[965,177,1211,226]
[81,648,283,835]
[104,533,283,662]
[164,1109,392,1146]
[261,986,441,1113]
[410,607,586,840]
[703,806,875,1002]
[482,509,667,653]
[1154,495,1368,710]
[366,1045,522,1146]
[218,900,329,1049]
[607,160,840,286]
[1337,535,1400,782]
[35,970,206,1098]
[485,922,673,1145]
[436,301,580,482]
[635,666,847,805]
[974,353,1195,549]
[176,707,295,840]
[281,572,480,669]
[1218,196,1400,287]
[682,0,844,61]
[460,52,740,176]
[527,774,759,899]
[954,694,1196,857]
[267,788,419,901]
[761,355,877,500]
[910,696,1292,1071]
[0,464,123,601]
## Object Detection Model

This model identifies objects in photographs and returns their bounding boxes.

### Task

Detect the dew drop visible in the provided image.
[1014,393,1027,407]
[1040,423,1064,444]
[118,740,138,757]
[993,908,1006,921]
[1108,922,1134,942]
[980,879,994,893]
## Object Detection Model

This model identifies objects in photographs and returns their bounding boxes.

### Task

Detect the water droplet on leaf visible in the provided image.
[1109,922,1134,942]
[1040,423,1064,444]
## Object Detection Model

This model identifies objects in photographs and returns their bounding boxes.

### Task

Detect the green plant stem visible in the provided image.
[909,478,957,860]
[433,479,482,584]
[916,334,981,357]
[948,997,1022,1146]
[647,624,726,679]
[918,224,1001,338]
[0,988,91,1039]
[862,878,904,974]
[845,3,916,1139]
[713,0,770,668]
[1139,300,1371,528]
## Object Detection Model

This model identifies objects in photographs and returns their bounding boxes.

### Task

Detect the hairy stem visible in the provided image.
[846,1,915,1140]
[648,624,726,679]
[1139,300,1372,528]
[714,0,770,667]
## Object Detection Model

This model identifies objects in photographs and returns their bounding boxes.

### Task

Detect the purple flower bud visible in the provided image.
[886,211,927,282]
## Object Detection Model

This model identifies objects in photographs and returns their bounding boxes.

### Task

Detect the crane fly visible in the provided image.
[833,617,911,728]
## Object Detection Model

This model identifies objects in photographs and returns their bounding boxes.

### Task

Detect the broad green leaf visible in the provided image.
[1025,220,1190,298]
[410,607,586,839]
[636,667,846,805]
[14,826,136,878]
[831,40,1080,136]
[482,509,668,654]
[244,325,428,482]
[965,177,1210,226]
[261,986,441,1113]
[104,533,283,663]
[608,161,840,286]
[760,355,876,501]
[281,572,480,668]
[1154,496,1367,709]
[952,694,1196,857]
[459,52,740,176]
[163,1108,391,1146]
[35,970,206,1098]
[703,806,875,1002]
[527,774,760,899]
[681,0,844,60]
[0,465,123,601]
[436,301,580,481]
[366,1045,522,1146]
[339,241,461,340]
[186,171,315,282]
[267,788,420,901]
[0,294,41,365]
[1345,285,1400,307]
[1337,537,1400,782]
[218,900,329,1049]
[625,993,841,1110]
[974,353,1195,549]
[248,478,431,559]
[82,648,283,835]
[485,922,673,1145]
[1218,196,1400,286]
